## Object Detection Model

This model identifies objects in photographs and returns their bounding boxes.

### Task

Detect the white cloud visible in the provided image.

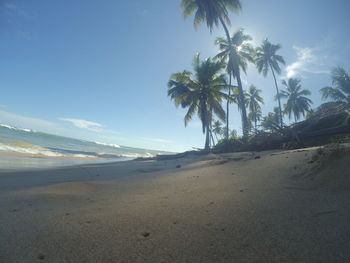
[58,118,102,130]
[285,46,330,79]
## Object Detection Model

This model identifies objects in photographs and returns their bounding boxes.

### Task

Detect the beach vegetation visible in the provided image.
[212,120,224,142]
[246,85,264,133]
[181,0,252,140]
[214,29,255,139]
[278,78,312,123]
[168,54,228,150]
[174,1,349,153]
[255,39,286,127]
[320,67,350,103]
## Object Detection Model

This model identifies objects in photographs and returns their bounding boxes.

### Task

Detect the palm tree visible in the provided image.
[181,0,241,34]
[261,107,281,132]
[279,78,312,123]
[215,29,254,138]
[320,66,350,102]
[180,0,251,139]
[255,38,286,127]
[246,85,264,132]
[230,129,238,139]
[212,120,224,141]
[168,54,227,150]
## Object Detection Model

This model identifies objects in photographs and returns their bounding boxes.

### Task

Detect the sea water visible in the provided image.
[0,124,171,169]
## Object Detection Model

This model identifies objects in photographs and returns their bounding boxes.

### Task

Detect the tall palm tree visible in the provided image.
[320,66,350,102]
[215,29,254,138]
[246,85,264,132]
[255,39,286,127]
[279,78,312,123]
[168,54,227,150]
[180,0,251,139]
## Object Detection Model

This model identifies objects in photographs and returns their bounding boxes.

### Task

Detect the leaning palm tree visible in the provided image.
[255,39,286,127]
[320,66,350,103]
[215,29,255,138]
[168,54,227,150]
[279,78,313,123]
[180,0,250,139]
[246,85,264,132]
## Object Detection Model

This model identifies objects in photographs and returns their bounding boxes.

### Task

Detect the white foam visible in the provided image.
[0,142,63,157]
[0,124,33,133]
[94,141,121,148]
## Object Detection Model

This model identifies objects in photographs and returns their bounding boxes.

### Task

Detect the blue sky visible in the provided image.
[1,0,349,152]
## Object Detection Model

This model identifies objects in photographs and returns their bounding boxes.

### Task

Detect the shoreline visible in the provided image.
[1,144,350,262]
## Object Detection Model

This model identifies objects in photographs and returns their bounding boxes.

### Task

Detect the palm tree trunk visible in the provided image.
[226,73,232,140]
[205,122,210,150]
[219,17,232,141]
[218,16,249,139]
[236,74,249,139]
[254,104,258,133]
[269,63,283,127]
[255,119,257,133]
[211,131,215,147]
[209,121,215,146]
[218,16,231,46]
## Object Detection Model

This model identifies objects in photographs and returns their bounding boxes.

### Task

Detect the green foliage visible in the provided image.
[261,107,282,133]
[255,38,285,127]
[230,129,238,139]
[279,78,313,122]
[214,29,255,137]
[255,39,285,76]
[181,0,242,32]
[320,67,350,102]
[246,85,264,132]
[305,109,314,119]
[168,54,228,149]
[212,120,224,139]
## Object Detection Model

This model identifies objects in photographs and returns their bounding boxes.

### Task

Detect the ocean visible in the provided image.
[0,124,172,170]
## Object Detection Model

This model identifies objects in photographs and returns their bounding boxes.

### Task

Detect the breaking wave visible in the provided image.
[94,141,121,148]
[0,124,33,133]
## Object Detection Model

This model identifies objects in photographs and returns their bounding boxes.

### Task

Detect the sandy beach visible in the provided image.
[1,144,350,262]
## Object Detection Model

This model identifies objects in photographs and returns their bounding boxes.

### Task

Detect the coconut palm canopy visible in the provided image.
[255,39,285,76]
[168,54,228,149]
[215,29,255,77]
[255,39,286,127]
[181,0,241,32]
[279,78,313,122]
[246,85,264,130]
[320,67,350,103]
[214,29,255,138]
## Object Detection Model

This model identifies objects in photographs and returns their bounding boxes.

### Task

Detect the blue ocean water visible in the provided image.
[0,124,172,169]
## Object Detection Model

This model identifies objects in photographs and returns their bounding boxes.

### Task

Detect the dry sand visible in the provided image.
[1,144,350,262]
